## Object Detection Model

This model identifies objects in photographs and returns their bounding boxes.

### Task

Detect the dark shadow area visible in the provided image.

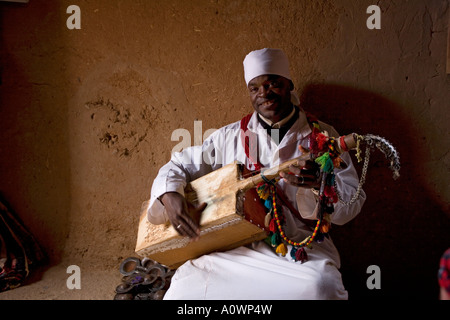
[300,83,450,299]
[0,1,71,284]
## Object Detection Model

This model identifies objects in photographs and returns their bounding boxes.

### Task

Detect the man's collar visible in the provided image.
[257,106,296,129]
[246,106,312,143]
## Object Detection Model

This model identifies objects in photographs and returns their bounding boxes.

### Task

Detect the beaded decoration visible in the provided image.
[256,114,342,263]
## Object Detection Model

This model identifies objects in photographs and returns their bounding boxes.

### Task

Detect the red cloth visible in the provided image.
[240,113,261,171]
[438,248,450,293]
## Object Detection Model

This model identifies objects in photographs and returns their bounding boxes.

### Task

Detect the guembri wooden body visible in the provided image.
[135,161,275,268]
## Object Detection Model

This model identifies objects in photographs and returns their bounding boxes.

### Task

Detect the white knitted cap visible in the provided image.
[243,48,299,105]
[243,48,292,85]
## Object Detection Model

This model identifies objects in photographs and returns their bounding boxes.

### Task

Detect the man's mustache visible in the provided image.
[256,93,280,104]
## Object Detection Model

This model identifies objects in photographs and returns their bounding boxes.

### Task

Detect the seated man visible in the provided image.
[146,48,366,299]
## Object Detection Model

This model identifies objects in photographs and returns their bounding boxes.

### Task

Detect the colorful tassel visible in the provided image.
[257,185,270,200]
[276,243,288,256]
[295,247,308,263]
[333,156,343,168]
[270,233,280,247]
[320,220,330,233]
[316,133,329,151]
[320,213,332,234]
[315,152,329,168]
[324,185,338,203]
[269,218,277,233]
[264,198,272,209]
[315,153,334,173]
[290,247,297,260]
[310,129,318,146]
[323,156,334,172]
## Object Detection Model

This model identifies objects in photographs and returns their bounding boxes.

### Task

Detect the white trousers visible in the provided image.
[164,241,348,300]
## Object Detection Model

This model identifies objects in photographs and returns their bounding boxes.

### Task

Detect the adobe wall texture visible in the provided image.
[0,0,449,299]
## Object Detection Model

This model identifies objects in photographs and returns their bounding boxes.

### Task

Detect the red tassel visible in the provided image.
[309,128,319,154]
[269,218,277,233]
[324,185,338,203]
[295,247,308,263]
[316,133,329,151]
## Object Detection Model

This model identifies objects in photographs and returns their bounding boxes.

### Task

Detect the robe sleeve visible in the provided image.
[331,151,366,225]
[147,143,215,224]
[146,124,240,224]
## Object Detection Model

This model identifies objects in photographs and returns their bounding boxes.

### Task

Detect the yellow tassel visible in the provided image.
[333,156,343,168]
[276,243,288,256]
[320,220,330,233]
[257,187,270,200]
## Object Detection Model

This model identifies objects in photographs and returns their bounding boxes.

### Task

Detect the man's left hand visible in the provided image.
[279,160,321,189]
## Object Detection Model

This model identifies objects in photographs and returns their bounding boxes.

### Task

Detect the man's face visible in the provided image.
[247,74,293,123]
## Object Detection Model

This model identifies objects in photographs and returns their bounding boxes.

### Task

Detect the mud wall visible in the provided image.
[1,0,449,299]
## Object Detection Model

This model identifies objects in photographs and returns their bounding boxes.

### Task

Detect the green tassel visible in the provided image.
[315,153,329,169]
[323,157,334,173]
[315,152,334,173]
[270,233,280,247]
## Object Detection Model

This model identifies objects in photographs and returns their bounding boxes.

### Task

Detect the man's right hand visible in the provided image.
[160,192,207,241]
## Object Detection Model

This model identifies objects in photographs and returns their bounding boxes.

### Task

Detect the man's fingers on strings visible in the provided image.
[176,221,199,240]
[176,201,202,240]
[173,215,199,239]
